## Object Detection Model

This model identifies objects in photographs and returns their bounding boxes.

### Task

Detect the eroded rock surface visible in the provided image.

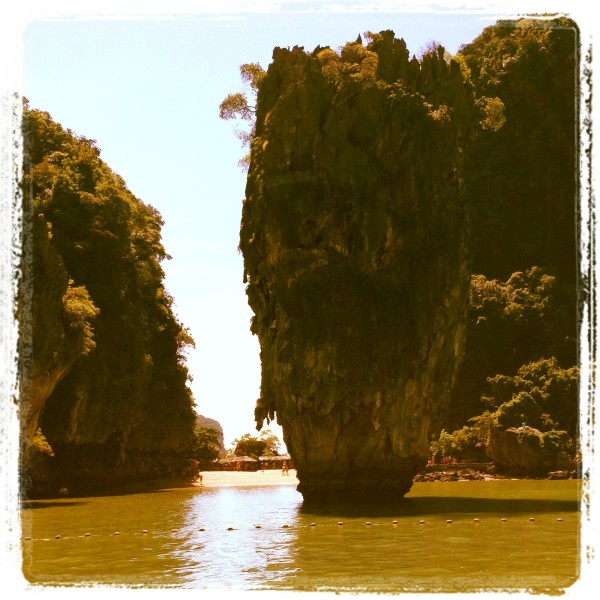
[240,32,476,502]
[488,426,575,476]
[18,213,98,443]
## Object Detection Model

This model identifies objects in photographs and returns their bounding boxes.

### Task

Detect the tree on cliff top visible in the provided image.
[219,62,265,168]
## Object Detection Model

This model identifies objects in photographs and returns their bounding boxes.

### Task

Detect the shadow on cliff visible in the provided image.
[299,496,580,518]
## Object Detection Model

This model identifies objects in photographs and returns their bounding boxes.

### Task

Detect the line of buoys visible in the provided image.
[35,516,569,542]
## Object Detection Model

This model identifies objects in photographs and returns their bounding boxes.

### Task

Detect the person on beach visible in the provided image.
[282,461,288,475]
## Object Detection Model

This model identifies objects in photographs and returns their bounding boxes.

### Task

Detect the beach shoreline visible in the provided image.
[21,464,576,503]
[194,469,299,489]
[19,469,300,503]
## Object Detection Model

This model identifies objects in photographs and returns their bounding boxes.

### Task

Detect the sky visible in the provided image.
[2,0,594,450]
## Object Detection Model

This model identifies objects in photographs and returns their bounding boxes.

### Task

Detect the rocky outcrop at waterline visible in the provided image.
[240,32,477,502]
[487,426,576,476]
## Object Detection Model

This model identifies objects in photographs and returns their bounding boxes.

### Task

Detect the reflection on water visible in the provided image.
[21,480,581,592]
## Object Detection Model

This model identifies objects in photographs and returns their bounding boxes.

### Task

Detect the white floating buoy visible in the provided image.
[365,522,371,526]
[310,523,316,527]
[473,518,480,523]
[84,532,91,537]
[446,519,453,524]
[143,530,148,534]
[419,520,425,524]
[501,518,507,522]
[392,520,398,525]
[337,522,343,526]
[113,532,120,536]
[557,518,564,522]
[24,536,31,541]
[55,535,61,539]
[528,517,535,522]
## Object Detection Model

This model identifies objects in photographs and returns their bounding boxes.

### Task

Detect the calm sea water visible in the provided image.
[21,479,580,592]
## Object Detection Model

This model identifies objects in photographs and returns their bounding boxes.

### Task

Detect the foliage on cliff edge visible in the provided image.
[20,104,197,496]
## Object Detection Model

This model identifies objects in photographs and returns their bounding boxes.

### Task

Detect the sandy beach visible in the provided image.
[194,469,299,489]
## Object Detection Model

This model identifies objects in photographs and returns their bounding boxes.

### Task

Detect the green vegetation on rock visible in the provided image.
[229,18,580,490]
[19,103,197,497]
[432,18,580,474]
[230,430,281,458]
[192,426,223,463]
[237,31,481,501]
[459,18,578,282]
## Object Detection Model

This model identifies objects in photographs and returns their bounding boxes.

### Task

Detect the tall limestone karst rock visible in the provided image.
[20,105,197,497]
[240,32,477,501]
[442,18,580,440]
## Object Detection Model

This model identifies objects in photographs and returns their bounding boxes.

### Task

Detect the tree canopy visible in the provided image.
[231,430,281,458]
[192,426,223,462]
[219,62,265,168]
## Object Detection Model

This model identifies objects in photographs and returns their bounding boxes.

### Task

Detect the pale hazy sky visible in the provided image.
[4,0,592,449]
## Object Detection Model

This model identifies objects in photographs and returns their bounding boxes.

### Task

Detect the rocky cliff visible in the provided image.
[20,105,197,498]
[240,32,477,502]
[488,426,575,476]
[18,212,98,444]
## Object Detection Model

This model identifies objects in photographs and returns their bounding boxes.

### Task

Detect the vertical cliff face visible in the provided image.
[20,106,197,497]
[240,32,476,501]
[18,213,98,443]
[459,18,578,283]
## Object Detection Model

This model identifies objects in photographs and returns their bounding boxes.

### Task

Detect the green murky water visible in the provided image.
[21,479,581,592]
